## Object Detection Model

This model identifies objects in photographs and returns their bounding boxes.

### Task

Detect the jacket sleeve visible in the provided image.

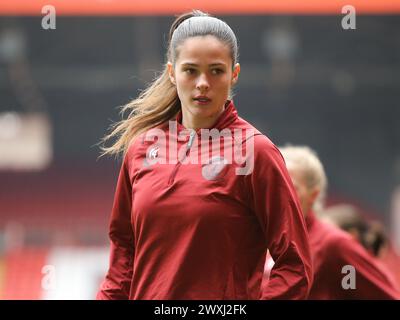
[96,153,135,300]
[331,236,400,299]
[244,135,313,299]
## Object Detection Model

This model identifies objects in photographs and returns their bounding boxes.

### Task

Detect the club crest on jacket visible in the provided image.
[202,156,228,180]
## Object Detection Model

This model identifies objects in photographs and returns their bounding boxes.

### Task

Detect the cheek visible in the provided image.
[297,188,307,202]
[301,190,313,205]
[175,77,192,93]
[212,79,232,97]
[217,75,232,87]
[219,83,231,91]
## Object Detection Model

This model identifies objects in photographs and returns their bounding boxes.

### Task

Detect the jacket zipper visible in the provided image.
[167,130,196,186]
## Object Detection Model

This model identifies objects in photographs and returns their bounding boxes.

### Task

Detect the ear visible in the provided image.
[167,62,176,85]
[231,63,240,85]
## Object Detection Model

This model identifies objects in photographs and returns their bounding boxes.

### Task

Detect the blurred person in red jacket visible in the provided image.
[264,145,400,299]
[96,10,312,300]
[320,204,389,258]
[320,204,400,293]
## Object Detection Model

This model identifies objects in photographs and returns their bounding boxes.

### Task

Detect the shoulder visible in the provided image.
[123,130,154,175]
[321,221,368,261]
[253,134,280,155]
[125,133,145,161]
[252,134,286,172]
[124,122,170,169]
[232,116,283,162]
[126,122,169,158]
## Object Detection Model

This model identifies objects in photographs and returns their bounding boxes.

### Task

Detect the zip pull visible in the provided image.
[187,130,196,150]
[168,129,197,186]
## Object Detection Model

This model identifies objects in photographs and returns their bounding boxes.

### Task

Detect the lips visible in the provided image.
[193,96,211,103]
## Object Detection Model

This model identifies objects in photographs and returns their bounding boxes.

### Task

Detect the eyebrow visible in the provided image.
[180,63,227,67]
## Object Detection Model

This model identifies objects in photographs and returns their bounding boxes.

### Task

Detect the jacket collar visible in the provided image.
[175,100,238,134]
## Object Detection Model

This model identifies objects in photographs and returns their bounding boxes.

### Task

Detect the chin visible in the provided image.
[195,108,219,117]
[190,104,212,112]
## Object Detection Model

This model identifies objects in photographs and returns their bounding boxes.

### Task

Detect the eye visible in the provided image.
[184,68,196,75]
[211,68,224,75]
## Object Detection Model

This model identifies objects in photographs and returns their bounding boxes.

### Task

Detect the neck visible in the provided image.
[181,107,225,130]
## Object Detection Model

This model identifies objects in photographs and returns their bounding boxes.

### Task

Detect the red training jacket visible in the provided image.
[97,100,312,300]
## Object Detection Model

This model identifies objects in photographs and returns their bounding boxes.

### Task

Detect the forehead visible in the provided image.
[175,35,232,65]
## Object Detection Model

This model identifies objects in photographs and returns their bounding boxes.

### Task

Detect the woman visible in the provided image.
[97,10,312,300]
[265,145,400,299]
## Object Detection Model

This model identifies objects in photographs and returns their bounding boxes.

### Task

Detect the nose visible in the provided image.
[196,74,210,92]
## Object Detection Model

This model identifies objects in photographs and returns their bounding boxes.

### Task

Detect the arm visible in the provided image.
[96,153,135,300]
[245,135,313,299]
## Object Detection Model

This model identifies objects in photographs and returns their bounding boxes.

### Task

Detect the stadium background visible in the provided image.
[0,1,399,299]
